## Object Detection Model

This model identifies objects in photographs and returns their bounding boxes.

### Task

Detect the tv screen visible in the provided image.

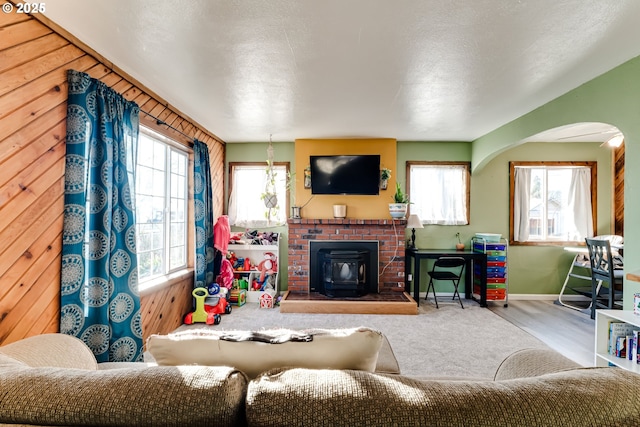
[310,155,380,195]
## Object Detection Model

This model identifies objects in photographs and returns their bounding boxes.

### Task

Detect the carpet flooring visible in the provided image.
[175,298,549,379]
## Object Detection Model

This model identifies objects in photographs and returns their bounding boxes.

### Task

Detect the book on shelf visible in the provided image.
[608,321,637,357]
[616,336,627,358]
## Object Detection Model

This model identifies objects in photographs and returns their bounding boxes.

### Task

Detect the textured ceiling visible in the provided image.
[42,0,640,143]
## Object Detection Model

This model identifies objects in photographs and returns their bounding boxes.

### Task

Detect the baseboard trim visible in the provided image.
[507,294,591,301]
[419,292,591,301]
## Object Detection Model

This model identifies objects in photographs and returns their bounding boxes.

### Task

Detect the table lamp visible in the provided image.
[406,214,423,249]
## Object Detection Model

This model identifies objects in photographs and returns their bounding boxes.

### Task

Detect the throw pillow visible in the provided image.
[0,333,97,370]
[0,353,26,368]
[147,327,383,378]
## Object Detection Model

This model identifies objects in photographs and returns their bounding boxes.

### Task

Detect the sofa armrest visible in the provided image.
[493,348,581,380]
[0,333,98,370]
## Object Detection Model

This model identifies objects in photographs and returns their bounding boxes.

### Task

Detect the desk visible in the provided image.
[404,248,488,307]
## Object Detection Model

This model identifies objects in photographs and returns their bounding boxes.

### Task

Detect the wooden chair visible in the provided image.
[557,235,623,313]
[425,257,466,309]
[585,237,624,319]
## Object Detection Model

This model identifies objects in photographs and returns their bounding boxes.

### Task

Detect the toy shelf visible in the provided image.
[227,244,279,303]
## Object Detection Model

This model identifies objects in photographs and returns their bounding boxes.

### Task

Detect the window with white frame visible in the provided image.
[228,162,289,227]
[510,162,596,245]
[135,127,189,283]
[407,162,470,225]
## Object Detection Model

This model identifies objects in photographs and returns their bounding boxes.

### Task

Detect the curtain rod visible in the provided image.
[139,109,197,144]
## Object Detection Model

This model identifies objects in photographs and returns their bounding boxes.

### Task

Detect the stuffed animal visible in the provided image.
[258,252,277,283]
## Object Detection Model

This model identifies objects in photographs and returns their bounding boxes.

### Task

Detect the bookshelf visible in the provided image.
[594,309,640,373]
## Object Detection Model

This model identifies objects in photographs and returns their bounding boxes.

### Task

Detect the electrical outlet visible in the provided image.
[408,274,413,281]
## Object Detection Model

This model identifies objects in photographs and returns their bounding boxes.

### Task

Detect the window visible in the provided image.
[135,127,189,283]
[510,162,596,245]
[407,162,470,225]
[228,162,289,227]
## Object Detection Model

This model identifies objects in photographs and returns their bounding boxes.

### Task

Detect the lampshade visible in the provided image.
[406,214,423,229]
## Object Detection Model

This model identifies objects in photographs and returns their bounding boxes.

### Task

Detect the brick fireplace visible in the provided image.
[287,218,406,295]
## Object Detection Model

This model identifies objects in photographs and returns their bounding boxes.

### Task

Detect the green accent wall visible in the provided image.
[397,140,611,295]
[473,54,640,308]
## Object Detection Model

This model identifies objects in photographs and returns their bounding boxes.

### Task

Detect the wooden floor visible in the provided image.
[489,299,595,367]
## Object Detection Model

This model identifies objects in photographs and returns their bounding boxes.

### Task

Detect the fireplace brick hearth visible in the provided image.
[287,218,406,295]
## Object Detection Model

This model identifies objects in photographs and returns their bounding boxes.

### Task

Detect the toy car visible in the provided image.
[183,287,231,325]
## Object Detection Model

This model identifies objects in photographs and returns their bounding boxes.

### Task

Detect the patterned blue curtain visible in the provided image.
[60,70,143,363]
[193,139,216,288]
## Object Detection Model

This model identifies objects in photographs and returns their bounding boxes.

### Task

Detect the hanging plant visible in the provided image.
[261,135,279,222]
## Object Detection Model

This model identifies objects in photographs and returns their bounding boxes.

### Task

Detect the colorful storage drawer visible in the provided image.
[473,243,506,251]
[485,250,506,257]
[473,286,507,301]
[472,236,508,305]
[485,289,507,300]
[487,261,506,267]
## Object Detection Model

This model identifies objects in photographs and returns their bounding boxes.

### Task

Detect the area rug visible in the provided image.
[175,301,549,379]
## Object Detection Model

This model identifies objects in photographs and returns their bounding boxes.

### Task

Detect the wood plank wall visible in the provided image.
[614,143,624,237]
[0,11,225,346]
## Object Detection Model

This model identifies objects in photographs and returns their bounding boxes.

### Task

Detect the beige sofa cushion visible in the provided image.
[0,333,97,370]
[0,365,247,427]
[246,367,640,426]
[147,327,383,378]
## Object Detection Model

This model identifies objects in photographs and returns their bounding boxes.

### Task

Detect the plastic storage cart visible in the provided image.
[471,235,509,307]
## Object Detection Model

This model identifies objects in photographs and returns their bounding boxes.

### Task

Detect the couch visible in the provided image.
[1,332,640,426]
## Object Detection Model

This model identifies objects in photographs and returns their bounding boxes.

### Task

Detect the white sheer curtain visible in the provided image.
[410,164,467,225]
[513,167,531,242]
[566,168,593,240]
[228,165,287,227]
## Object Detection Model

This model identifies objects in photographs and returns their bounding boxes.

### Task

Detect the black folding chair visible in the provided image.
[425,257,466,309]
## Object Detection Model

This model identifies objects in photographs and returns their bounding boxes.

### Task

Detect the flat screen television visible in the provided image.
[310,155,380,195]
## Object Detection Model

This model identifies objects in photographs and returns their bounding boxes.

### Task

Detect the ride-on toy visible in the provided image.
[183,287,232,325]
